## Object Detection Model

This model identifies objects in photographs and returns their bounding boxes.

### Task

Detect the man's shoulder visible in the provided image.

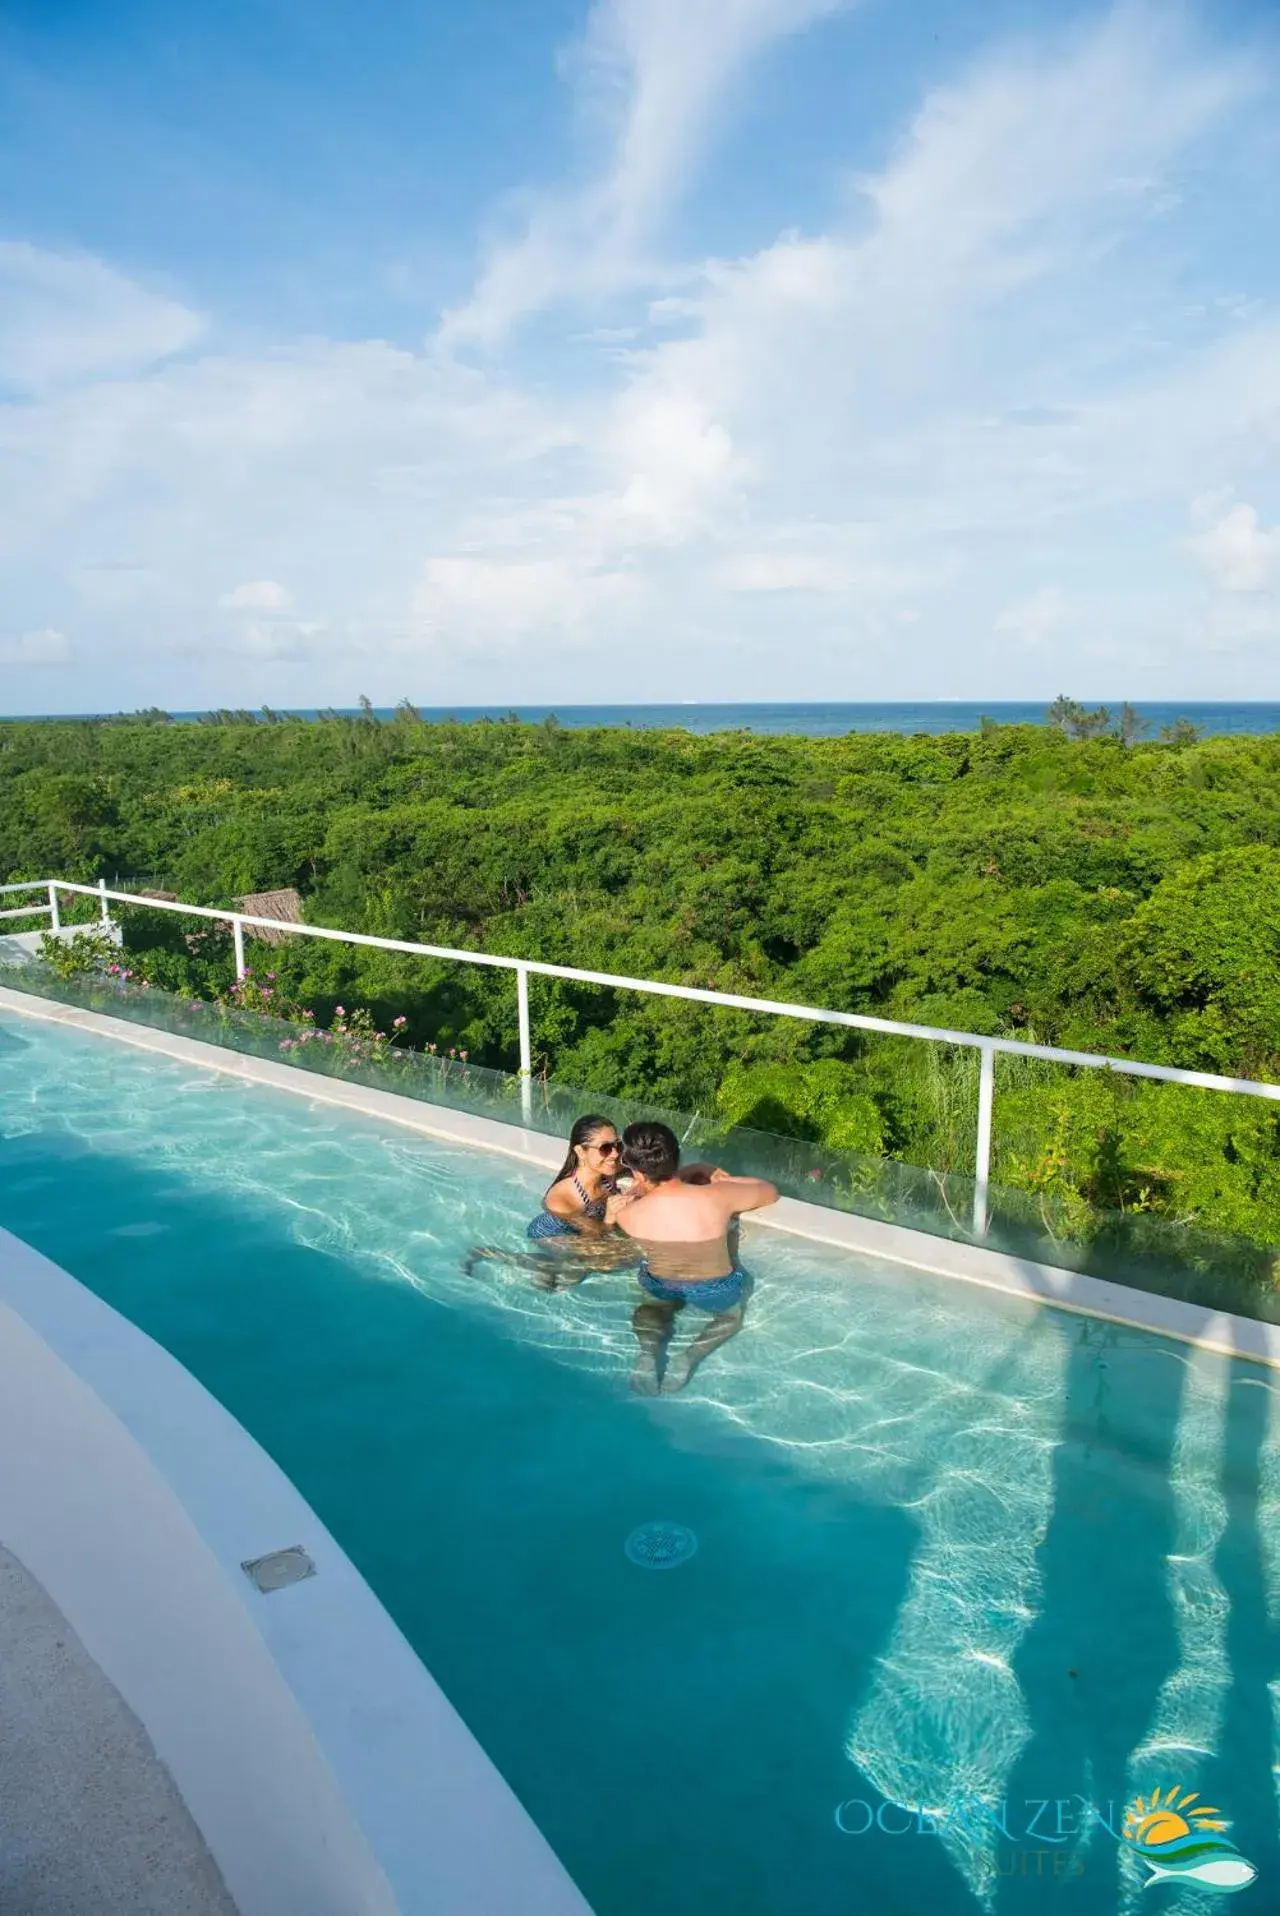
[620,1182,701,1221]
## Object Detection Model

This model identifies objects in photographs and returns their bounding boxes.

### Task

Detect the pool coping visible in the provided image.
[0,1243,596,1916]
[3,982,1279,1374]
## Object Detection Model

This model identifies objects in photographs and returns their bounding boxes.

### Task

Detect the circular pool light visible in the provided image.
[624,1521,698,1570]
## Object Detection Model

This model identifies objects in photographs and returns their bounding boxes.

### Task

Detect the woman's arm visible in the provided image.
[604,1190,638,1227]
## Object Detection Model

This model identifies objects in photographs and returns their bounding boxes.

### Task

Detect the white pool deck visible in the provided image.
[0,1542,239,1915]
[1,981,1278,1915]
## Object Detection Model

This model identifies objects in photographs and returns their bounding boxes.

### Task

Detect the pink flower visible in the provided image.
[393,1016,407,1027]
[460,1050,469,1061]
[335,1005,345,1015]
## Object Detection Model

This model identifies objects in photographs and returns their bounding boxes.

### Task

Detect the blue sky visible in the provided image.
[1,0,1278,711]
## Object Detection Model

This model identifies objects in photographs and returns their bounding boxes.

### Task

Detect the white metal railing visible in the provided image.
[4,875,1280,1238]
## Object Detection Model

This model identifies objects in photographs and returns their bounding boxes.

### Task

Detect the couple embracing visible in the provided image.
[533,1116,777,1395]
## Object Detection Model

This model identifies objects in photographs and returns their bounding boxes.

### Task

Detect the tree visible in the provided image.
[1160,716,1201,745]
[1116,703,1145,746]
[1124,847,1280,1071]
[6,708,1280,1250]
[1046,696,1111,741]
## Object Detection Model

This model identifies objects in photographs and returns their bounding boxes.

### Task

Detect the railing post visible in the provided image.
[46,881,60,934]
[516,962,532,1123]
[98,877,110,925]
[232,916,246,981]
[972,1044,995,1238]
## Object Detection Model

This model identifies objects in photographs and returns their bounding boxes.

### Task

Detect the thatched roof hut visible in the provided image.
[233,888,303,947]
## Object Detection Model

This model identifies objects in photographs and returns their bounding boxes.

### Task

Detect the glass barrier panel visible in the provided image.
[2,960,1275,1324]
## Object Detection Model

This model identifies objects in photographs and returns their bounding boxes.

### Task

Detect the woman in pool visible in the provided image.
[463,1114,637,1289]
[528,1114,621,1242]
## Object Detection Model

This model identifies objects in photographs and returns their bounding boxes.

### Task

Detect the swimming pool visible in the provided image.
[1,1007,1277,1915]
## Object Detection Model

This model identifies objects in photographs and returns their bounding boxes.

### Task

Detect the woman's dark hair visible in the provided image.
[552,1114,617,1184]
[620,1121,680,1184]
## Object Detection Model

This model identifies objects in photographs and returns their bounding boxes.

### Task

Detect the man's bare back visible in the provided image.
[612,1166,775,1275]
[612,1125,777,1394]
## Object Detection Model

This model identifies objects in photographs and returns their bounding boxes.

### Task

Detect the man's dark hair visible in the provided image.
[621,1121,680,1184]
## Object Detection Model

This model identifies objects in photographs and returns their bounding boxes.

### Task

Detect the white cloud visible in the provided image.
[0,242,202,393]
[439,0,844,347]
[993,586,1067,646]
[0,627,71,667]
[720,551,851,592]
[1187,500,1280,592]
[0,7,1277,706]
[415,555,636,644]
[601,387,739,543]
[230,618,322,661]
[220,580,294,612]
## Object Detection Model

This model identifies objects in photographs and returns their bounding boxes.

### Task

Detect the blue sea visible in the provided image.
[18,700,1280,737]
[397,700,1280,737]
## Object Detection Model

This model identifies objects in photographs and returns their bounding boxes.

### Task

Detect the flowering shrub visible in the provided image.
[276,999,410,1071]
[224,967,283,1017]
[38,930,125,979]
[27,930,465,1084]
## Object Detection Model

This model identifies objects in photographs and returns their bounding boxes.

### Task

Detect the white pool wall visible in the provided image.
[0,1223,596,1916]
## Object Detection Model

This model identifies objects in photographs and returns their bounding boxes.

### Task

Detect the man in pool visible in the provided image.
[610,1121,777,1395]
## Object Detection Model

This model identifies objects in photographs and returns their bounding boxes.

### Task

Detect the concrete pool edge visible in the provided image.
[3,982,1278,1375]
[0,1223,597,1916]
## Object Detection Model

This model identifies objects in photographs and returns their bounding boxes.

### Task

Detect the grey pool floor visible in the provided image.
[0,1545,238,1915]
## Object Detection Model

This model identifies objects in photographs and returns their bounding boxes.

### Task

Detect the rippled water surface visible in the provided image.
[2,1011,1278,1916]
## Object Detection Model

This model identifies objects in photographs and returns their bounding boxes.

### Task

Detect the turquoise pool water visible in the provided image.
[1,1010,1277,1915]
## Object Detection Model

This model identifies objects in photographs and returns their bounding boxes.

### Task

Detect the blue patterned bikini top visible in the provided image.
[569,1172,609,1220]
[527,1171,610,1241]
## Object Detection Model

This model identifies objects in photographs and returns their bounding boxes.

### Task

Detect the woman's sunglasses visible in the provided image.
[592,1139,622,1155]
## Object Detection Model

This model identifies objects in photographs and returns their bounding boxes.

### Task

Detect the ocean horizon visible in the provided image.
[13,699,1280,738]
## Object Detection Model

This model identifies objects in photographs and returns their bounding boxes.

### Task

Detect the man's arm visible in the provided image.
[710,1170,778,1214]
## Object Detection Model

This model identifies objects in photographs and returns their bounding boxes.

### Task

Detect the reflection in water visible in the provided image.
[1121,1355,1230,1914]
[846,1327,1062,1904]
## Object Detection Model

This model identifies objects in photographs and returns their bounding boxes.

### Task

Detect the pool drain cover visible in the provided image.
[242,1546,316,1594]
[625,1522,698,1570]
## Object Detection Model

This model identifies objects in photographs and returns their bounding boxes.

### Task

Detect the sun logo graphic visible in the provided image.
[1121,1786,1257,1895]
